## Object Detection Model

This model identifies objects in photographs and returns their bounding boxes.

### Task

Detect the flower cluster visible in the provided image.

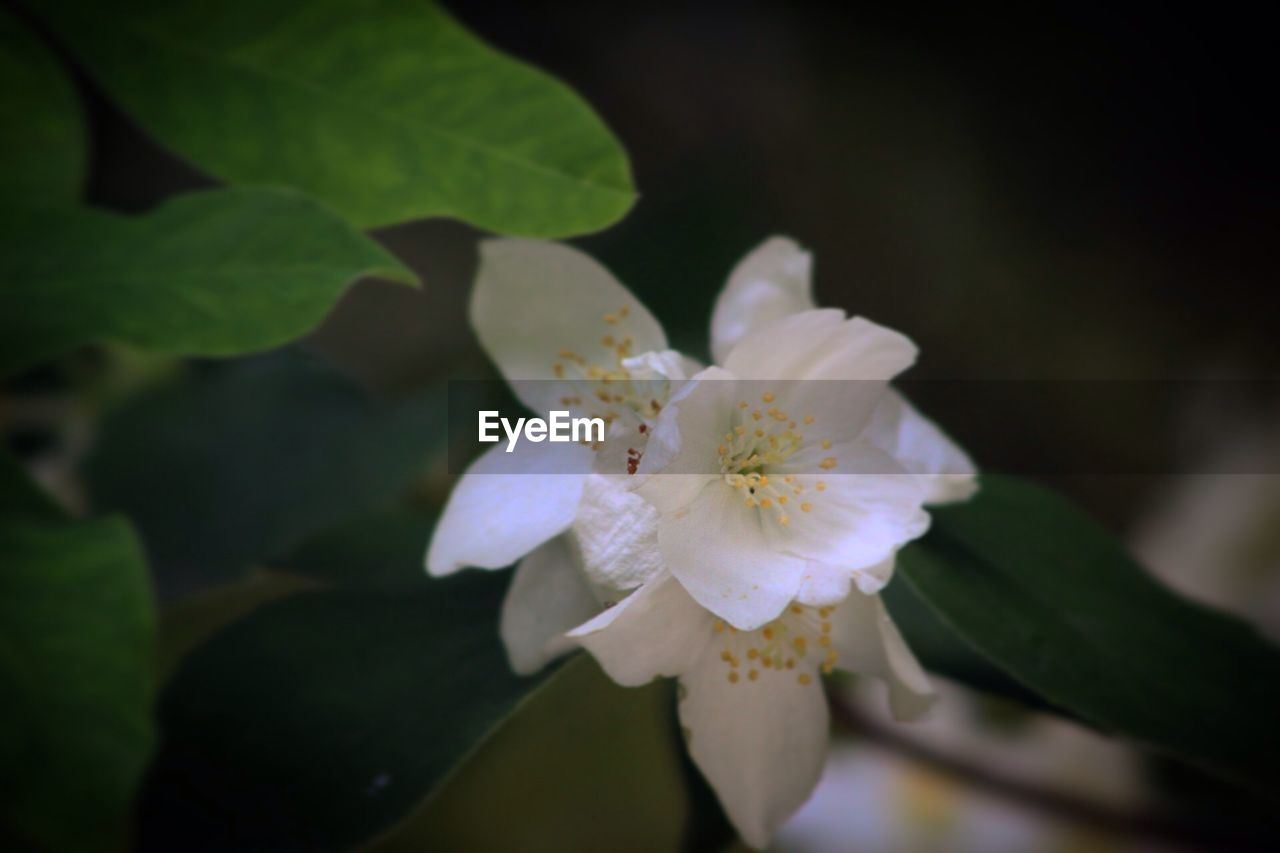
[427,237,976,848]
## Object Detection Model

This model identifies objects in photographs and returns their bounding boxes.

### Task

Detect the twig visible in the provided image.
[827,694,1269,851]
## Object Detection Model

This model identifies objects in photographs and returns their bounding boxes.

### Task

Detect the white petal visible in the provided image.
[572,474,664,594]
[796,562,852,606]
[620,348,691,381]
[471,239,667,414]
[679,644,830,849]
[766,441,930,570]
[797,554,897,606]
[633,366,740,512]
[499,536,601,675]
[660,482,807,630]
[724,310,918,382]
[830,591,937,721]
[569,571,710,686]
[710,236,815,364]
[866,389,978,504]
[425,440,591,576]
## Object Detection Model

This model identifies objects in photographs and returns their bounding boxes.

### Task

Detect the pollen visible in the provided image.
[713,604,840,688]
[761,392,775,403]
[801,502,812,512]
[820,456,837,470]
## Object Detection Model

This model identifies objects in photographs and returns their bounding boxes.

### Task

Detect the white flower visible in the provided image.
[426,238,692,670]
[629,238,975,629]
[427,235,978,848]
[426,239,687,577]
[568,569,935,849]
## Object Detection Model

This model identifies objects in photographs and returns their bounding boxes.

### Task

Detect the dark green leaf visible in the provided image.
[30,0,636,234]
[371,656,687,851]
[85,350,445,589]
[138,570,554,850]
[157,572,320,679]
[0,497,153,850]
[882,574,1048,711]
[0,7,84,204]
[0,187,413,376]
[273,506,436,588]
[899,475,1280,794]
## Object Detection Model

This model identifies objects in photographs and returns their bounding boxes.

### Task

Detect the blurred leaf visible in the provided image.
[0,187,413,376]
[0,7,84,204]
[157,571,319,679]
[0,452,63,519]
[272,506,436,588]
[0,459,153,850]
[84,350,444,590]
[137,571,554,850]
[371,655,687,851]
[899,475,1280,794]
[30,0,636,234]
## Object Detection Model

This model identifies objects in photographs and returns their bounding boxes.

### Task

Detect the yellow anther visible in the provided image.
[786,658,797,669]
[792,637,807,653]
[714,620,726,633]
[553,363,565,378]
[752,410,762,421]
[762,626,775,640]
[759,499,772,509]
[803,415,815,425]
[777,496,788,505]
[790,604,804,615]
[619,305,630,318]
[738,400,749,409]
[762,392,775,403]
[747,648,759,659]
[800,502,812,512]
[822,438,832,449]
[754,428,765,438]
[603,313,619,325]
[728,670,740,684]
[734,425,747,436]
[819,635,832,647]
[744,498,756,508]
[748,669,759,681]
[798,673,813,685]
[821,622,832,634]
[720,649,733,662]
[778,515,790,525]
[816,481,827,492]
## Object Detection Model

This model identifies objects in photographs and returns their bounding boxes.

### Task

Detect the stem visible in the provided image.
[827,694,1262,851]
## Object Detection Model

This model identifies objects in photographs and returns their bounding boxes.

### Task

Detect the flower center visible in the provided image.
[550,306,667,436]
[718,392,837,525]
[714,604,840,686]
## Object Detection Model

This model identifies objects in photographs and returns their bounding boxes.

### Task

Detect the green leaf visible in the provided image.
[273,506,437,588]
[0,462,154,849]
[157,571,320,679]
[0,7,85,204]
[138,571,555,849]
[85,350,444,587]
[881,574,1049,711]
[370,656,687,851]
[0,187,413,376]
[30,0,636,234]
[899,475,1280,793]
